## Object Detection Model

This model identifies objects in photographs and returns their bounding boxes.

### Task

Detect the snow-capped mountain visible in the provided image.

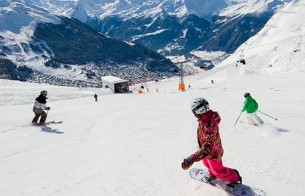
[0,0,177,87]
[26,0,283,20]
[69,0,292,60]
[0,0,294,86]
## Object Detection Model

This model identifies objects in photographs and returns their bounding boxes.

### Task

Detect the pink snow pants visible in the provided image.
[203,158,240,182]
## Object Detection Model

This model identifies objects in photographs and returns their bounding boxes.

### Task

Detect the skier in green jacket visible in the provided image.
[242,93,264,126]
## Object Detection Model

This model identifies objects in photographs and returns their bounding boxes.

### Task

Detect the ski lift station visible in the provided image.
[101,76,129,93]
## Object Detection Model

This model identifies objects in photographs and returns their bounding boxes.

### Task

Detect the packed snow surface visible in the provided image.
[0,0,305,195]
[0,62,305,196]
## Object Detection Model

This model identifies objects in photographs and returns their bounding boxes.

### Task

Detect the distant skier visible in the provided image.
[240,59,246,65]
[32,90,50,125]
[182,97,242,188]
[94,93,98,102]
[242,93,264,126]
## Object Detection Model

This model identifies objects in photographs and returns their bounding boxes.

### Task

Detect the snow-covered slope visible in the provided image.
[0,0,60,62]
[0,2,305,195]
[0,46,305,196]
[0,0,60,33]
[219,0,305,73]
[220,0,288,18]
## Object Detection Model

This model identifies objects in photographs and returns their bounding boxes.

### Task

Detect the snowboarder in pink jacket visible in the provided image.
[182,97,242,187]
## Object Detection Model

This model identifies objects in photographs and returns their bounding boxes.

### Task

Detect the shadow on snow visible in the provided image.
[42,126,64,134]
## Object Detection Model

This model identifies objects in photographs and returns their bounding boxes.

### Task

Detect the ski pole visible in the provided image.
[258,110,278,121]
[233,111,243,127]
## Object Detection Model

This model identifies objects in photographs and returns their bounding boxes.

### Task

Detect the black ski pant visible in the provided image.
[32,111,47,124]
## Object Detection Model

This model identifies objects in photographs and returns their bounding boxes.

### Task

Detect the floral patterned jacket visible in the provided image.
[191,110,224,162]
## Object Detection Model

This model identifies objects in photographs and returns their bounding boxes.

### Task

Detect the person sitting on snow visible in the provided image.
[242,92,264,126]
[32,90,50,125]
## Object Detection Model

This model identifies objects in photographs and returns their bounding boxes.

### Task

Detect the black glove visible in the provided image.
[45,107,50,110]
[181,156,194,170]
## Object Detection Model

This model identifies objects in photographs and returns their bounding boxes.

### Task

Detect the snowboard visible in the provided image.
[189,168,266,196]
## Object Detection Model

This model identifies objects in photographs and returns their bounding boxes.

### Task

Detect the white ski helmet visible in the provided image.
[191,97,210,116]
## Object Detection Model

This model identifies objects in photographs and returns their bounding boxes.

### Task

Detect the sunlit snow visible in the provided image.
[0,0,304,196]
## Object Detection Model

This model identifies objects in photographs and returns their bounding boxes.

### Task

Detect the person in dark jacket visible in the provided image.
[182,97,242,188]
[242,92,264,126]
[32,90,50,125]
[94,93,98,102]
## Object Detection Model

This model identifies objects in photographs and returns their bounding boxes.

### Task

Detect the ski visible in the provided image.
[44,121,63,125]
[32,121,63,126]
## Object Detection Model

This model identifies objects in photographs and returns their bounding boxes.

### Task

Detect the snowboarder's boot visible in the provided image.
[225,169,242,191]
